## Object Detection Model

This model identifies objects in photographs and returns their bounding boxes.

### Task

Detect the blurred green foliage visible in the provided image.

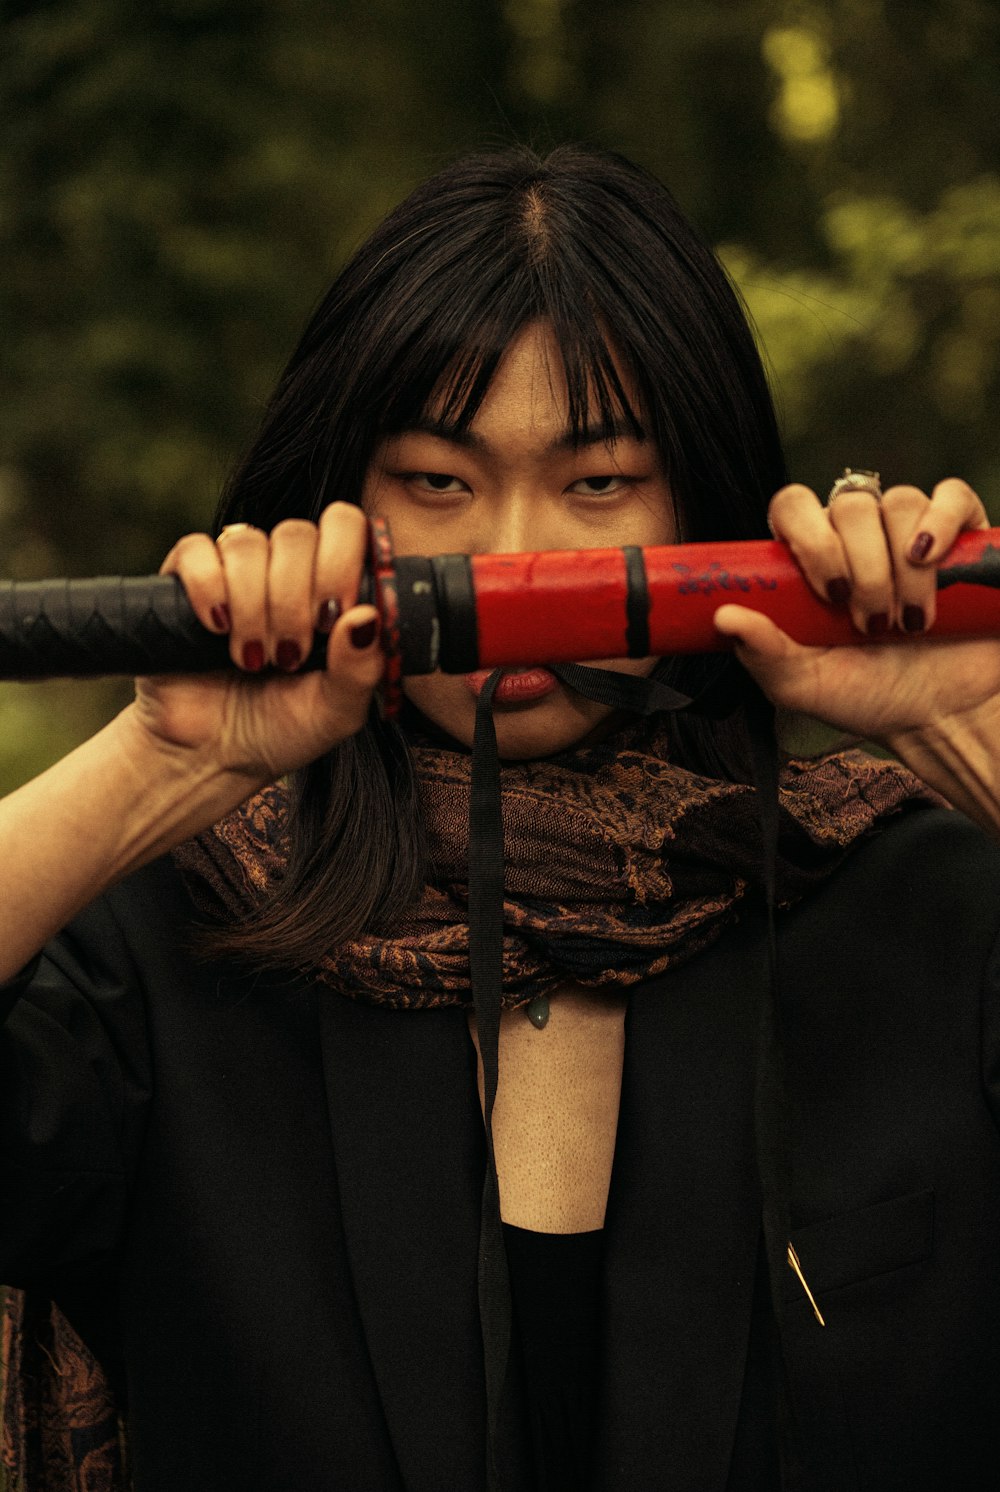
[1,0,999,788]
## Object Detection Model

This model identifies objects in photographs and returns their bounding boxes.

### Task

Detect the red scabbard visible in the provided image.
[468,531,1000,666]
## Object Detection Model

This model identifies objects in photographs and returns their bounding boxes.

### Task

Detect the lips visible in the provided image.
[463,667,559,704]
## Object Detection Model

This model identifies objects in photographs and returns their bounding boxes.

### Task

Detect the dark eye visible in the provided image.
[405,472,467,494]
[569,475,627,496]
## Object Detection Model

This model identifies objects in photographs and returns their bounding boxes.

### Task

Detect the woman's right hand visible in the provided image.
[132,502,385,786]
[0,502,385,980]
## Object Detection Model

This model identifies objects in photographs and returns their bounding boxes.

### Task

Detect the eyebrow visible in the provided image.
[394,413,647,452]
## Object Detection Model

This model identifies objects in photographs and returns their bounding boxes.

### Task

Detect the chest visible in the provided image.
[467,984,628,1231]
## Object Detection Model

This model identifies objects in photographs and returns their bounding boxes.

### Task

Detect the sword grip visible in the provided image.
[0,575,334,680]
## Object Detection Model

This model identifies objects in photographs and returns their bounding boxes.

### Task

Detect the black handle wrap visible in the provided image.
[0,576,332,680]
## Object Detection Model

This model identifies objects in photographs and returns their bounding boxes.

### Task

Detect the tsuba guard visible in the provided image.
[368,516,403,718]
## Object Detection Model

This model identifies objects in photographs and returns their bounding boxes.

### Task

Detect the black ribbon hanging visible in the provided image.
[468,668,511,1489]
[466,658,796,1490]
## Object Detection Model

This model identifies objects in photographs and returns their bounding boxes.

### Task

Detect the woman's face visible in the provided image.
[362,320,676,758]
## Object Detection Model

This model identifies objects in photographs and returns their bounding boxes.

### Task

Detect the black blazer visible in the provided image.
[4,806,1000,1491]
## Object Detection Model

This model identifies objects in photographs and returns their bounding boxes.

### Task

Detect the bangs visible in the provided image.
[371,262,647,447]
[431,319,647,446]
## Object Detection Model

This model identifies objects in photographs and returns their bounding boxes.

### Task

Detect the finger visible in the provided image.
[316,603,385,736]
[767,484,853,607]
[267,519,320,672]
[314,502,369,631]
[905,477,990,565]
[714,602,801,662]
[879,485,936,634]
[825,490,894,636]
[713,603,818,712]
[160,533,231,634]
[215,525,270,671]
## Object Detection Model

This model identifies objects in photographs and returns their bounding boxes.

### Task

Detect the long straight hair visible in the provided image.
[211,145,788,966]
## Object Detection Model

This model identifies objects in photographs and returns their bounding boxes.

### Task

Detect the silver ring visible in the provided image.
[826,468,882,506]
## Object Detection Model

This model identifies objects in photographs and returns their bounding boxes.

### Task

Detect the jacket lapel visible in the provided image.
[319,914,765,1492]
[318,994,491,1491]
[596,912,765,1492]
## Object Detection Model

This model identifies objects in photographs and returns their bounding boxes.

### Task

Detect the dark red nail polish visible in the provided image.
[910,532,933,562]
[349,619,378,650]
[826,577,851,606]
[867,612,889,638]
[210,604,231,632]
[903,604,925,633]
[242,640,265,672]
[316,599,340,633]
[276,639,302,672]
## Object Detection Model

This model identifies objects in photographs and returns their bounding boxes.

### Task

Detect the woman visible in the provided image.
[4,145,1000,1491]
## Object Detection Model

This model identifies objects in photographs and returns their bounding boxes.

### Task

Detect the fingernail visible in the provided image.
[242,640,265,672]
[902,604,925,634]
[210,604,231,632]
[349,618,378,650]
[867,612,889,638]
[316,599,340,633]
[826,577,851,606]
[276,639,302,672]
[909,532,934,563]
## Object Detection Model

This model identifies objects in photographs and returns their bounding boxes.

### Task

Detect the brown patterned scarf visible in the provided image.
[176,719,935,1005]
[1,1290,129,1492]
[1,720,937,1491]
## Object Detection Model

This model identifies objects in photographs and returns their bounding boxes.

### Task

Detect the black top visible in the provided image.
[504,1223,604,1492]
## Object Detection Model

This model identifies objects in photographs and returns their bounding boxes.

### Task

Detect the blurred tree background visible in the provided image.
[1,0,999,789]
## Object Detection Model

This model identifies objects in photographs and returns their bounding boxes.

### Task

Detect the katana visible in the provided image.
[3,519,1000,716]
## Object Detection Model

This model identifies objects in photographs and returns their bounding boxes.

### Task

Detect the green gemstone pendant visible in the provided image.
[526,994,550,1029]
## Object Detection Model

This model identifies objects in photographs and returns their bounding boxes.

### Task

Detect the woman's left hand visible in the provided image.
[714,476,1000,745]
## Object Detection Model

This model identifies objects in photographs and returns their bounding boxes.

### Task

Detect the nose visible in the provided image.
[467,492,561,557]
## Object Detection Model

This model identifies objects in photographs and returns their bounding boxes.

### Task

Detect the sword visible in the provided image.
[3,519,1000,716]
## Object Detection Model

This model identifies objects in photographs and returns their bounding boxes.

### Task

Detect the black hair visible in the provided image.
[212,144,787,966]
